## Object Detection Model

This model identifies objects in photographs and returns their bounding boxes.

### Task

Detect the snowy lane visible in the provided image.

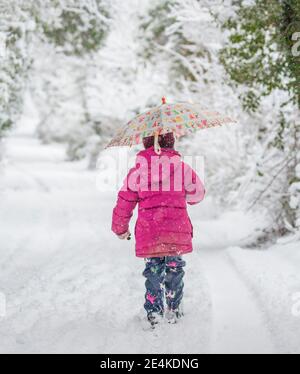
[0,133,211,353]
[0,131,299,353]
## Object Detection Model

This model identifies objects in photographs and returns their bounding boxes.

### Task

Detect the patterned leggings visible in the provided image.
[143,256,186,315]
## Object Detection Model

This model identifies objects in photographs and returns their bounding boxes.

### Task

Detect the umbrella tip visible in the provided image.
[162,97,166,105]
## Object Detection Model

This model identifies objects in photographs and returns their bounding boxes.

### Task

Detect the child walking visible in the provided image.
[111,132,205,327]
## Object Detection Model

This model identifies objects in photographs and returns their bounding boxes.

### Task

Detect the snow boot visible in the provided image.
[147,312,163,328]
[165,307,183,324]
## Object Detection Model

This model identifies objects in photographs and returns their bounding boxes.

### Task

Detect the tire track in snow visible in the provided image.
[227,245,300,354]
[198,246,275,354]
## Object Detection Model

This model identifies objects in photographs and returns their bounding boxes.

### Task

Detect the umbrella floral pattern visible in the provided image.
[106,98,237,149]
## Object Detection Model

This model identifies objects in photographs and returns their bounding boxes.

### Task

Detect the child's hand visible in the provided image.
[117,231,131,240]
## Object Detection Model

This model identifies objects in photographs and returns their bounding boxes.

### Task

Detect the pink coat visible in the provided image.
[112,146,205,258]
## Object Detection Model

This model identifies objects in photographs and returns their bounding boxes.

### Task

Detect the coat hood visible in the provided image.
[136,146,182,188]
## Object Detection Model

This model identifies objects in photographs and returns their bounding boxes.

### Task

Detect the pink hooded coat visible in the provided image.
[112,146,205,258]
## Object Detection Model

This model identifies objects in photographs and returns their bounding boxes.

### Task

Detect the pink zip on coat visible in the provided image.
[112,146,205,258]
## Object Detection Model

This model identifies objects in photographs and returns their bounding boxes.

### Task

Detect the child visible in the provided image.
[111,132,205,327]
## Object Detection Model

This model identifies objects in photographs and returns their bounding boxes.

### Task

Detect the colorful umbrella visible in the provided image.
[106,97,237,154]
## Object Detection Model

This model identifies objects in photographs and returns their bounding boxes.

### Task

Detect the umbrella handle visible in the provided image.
[154,132,161,155]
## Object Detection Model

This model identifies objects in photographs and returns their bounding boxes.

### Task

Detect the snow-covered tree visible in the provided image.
[0,0,34,139]
[221,0,300,234]
[40,0,110,57]
[32,0,169,166]
[28,0,111,166]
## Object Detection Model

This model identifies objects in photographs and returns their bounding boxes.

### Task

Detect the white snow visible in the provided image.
[0,119,300,354]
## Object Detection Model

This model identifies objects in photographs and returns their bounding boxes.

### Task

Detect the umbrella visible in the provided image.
[106,97,237,154]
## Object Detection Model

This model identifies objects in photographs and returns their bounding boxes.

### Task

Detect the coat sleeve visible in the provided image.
[183,163,205,205]
[111,168,139,235]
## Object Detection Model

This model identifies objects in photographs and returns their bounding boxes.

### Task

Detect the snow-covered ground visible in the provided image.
[0,120,300,354]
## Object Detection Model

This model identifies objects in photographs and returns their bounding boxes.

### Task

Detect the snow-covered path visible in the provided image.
[0,126,299,354]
